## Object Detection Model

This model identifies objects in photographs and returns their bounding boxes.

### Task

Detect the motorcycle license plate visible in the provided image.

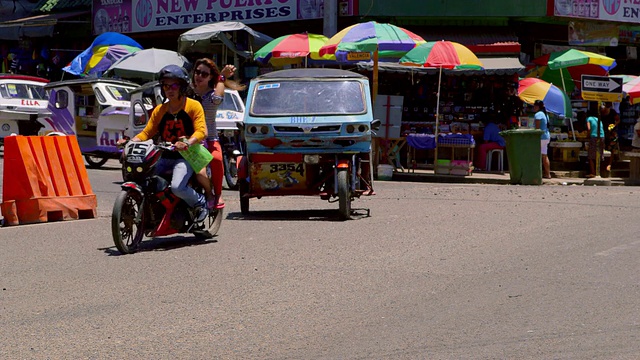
[223,129,235,137]
[252,162,306,191]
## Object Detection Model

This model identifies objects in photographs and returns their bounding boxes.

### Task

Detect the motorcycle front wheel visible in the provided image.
[111,190,144,254]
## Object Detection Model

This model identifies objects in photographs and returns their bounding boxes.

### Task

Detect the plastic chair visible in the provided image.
[486,149,504,172]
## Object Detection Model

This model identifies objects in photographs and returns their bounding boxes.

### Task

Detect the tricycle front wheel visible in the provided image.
[85,155,109,169]
[337,170,351,221]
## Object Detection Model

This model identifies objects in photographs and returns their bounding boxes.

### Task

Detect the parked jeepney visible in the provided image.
[0,74,49,144]
[238,68,379,220]
[127,81,245,188]
[39,78,140,168]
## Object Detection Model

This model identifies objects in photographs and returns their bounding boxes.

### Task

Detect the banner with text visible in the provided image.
[93,0,356,35]
[555,0,640,24]
[568,20,619,46]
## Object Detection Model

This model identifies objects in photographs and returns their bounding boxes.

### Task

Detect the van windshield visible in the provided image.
[0,83,48,100]
[250,80,365,116]
[219,92,243,112]
[106,86,133,101]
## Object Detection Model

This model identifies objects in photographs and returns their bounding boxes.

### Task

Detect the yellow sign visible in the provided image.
[251,162,307,192]
[581,91,623,102]
[347,52,371,61]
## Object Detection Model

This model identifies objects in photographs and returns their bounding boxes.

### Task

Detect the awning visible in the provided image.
[356,57,525,76]
[412,27,521,54]
[0,10,89,40]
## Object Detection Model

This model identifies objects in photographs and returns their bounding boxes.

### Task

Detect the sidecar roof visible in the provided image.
[257,68,366,80]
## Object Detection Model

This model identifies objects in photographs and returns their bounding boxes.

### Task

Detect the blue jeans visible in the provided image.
[156,158,203,207]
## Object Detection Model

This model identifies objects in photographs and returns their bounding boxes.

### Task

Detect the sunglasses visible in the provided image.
[194,69,211,78]
[161,83,180,91]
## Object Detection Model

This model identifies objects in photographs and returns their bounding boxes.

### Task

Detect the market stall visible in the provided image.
[358,57,524,175]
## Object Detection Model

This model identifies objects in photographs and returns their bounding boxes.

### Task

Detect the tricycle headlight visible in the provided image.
[346,125,355,133]
[304,155,319,164]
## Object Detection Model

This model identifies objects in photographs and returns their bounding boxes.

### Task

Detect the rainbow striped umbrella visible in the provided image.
[542,49,616,70]
[399,41,484,69]
[524,64,610,93]
[254,33,333,66]
[318,21,425,62]
[518,78,572,117]
[63,32,142,77]
[622,76,640,104]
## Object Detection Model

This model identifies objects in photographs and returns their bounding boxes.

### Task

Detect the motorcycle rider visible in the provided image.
[120,64,209,222]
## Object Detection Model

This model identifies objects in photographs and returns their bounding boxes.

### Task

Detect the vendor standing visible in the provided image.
[533,100,551,179]
[600,102,620,171]
[632,120,640,150]
[586,108,605,178]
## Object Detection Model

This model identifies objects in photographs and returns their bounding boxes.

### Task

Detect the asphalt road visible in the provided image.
[1,155,640,359]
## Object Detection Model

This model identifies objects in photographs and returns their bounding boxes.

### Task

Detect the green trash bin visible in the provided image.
[499,129,544,185]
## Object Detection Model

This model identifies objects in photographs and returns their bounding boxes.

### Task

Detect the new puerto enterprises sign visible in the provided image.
[554,0,640,24]
[92,0,356,34]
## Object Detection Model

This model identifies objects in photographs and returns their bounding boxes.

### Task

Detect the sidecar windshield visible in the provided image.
[250,80,366,116]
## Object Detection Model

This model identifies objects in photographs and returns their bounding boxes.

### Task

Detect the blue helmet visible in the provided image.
[158,64,190,96]
[158,65,190,84]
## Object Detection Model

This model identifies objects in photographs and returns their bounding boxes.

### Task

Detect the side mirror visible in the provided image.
[371,119,381,131]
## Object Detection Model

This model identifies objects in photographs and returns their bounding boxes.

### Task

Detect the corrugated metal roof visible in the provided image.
[34,0,91,13]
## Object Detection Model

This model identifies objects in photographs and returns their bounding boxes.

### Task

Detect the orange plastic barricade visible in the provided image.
[1,135,97,226]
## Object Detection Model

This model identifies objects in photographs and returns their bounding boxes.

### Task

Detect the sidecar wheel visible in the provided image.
[239,180,250,215]
[85,155,109,169]
[337,170,351,221]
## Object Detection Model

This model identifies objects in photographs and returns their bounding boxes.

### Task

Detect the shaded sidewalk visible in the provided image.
[390,168,628,186]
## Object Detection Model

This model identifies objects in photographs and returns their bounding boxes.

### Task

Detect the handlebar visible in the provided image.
[156,142,175,151]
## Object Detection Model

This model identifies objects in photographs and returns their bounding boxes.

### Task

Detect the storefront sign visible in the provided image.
[568,20,618,46]
[346,52,371,61]
[554,0,640,24]
[581,75,623,102]
[92,0,357,34]
[618,27,640,44]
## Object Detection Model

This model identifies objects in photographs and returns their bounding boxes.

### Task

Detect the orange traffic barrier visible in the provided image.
[1,135,97,226]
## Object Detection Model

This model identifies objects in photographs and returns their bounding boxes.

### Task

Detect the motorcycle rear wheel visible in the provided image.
[112,190,144,254]
[338,170,352,221]
[193,207,223,240]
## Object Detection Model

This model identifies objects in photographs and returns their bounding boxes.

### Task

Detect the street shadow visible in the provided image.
[101,234,218,256]
[225,208,371,222]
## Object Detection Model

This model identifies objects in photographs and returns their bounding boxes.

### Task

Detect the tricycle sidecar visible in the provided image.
[238,68,377,220]
[0,74,49,144]
[38,78,141,168]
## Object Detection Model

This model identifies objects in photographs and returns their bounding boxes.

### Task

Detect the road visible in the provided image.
[1,156,640,359]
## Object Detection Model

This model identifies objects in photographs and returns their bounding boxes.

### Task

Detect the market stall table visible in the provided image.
[406,133,475,175]
[376,137,407,171]
[623,151,640,185]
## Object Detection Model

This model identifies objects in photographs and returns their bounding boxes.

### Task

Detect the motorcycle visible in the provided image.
[219,128,244,190]
[112,140,223,254]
